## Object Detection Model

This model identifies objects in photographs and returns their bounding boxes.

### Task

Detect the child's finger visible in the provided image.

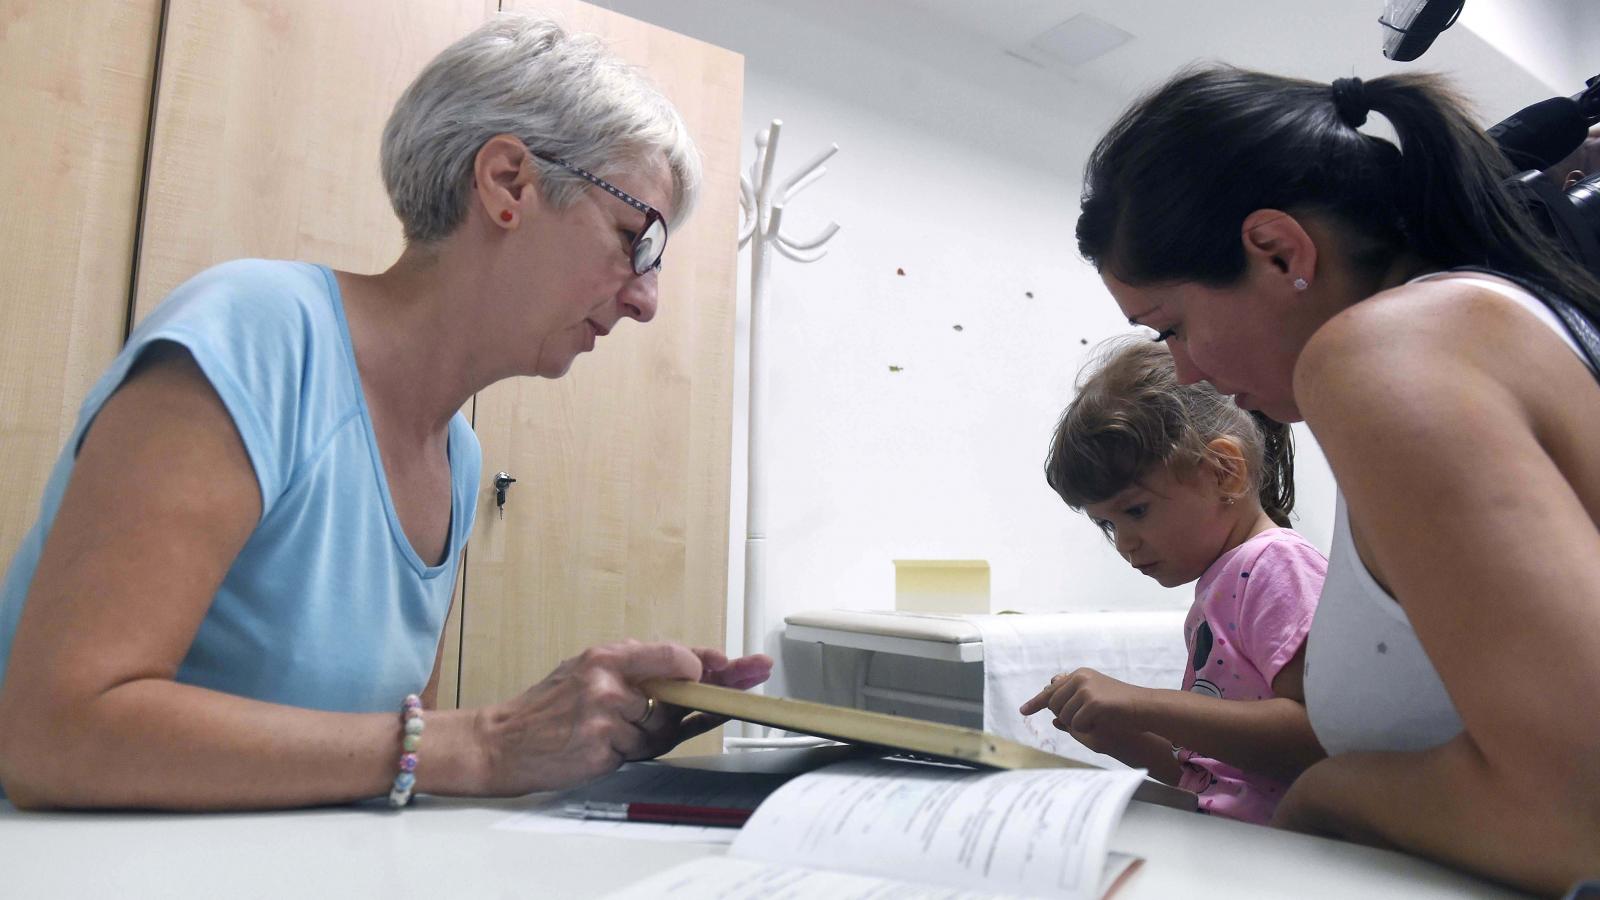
[1019,683,1056,715]
[1020,673,1072,714]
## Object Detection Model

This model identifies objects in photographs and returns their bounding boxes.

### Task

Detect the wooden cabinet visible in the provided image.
[2,0,743,748]
[446,4,742,758]
[129,0,499,322]
[0,0,162,571]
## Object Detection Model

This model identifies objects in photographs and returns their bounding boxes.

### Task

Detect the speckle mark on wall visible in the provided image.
[1025,291,1034,299]
[889,365,903,373]
[952,324,963,332]
[896,267,906,276]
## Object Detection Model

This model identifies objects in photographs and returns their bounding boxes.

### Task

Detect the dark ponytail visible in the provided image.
[1251,412,1294,528]
[1363,76,1600,315]
[1078,66,1600,322]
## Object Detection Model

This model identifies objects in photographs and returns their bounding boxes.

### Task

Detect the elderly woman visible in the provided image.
[0,13,768,810]
[1074,66,1600,893]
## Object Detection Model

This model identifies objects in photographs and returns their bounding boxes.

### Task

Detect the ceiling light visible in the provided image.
[1027,12,1134,67]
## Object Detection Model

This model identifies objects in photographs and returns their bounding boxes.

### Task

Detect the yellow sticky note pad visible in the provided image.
[892,560,990,614]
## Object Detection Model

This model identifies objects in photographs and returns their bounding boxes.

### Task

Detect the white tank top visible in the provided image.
[1304,272,1596,756]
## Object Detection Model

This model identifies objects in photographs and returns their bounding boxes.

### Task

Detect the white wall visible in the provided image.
[1584,3,1600,73]
[1463,0,1597,93]
[591,0,1341,693]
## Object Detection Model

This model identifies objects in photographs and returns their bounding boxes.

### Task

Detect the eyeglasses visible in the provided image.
[533,153,668,275]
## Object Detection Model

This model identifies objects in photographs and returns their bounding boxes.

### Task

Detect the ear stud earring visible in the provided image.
[1292,277,1309,291]
[500,210,514,222]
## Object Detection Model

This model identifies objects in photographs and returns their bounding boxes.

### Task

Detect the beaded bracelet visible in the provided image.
[388,693,424,808]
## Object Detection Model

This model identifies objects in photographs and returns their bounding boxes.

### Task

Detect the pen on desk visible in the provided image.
[559,800,751,827]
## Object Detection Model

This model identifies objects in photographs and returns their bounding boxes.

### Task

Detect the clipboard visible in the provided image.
[644,679,1198,811]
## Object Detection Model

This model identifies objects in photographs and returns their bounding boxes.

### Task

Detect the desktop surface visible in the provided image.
[0,784,1527,898]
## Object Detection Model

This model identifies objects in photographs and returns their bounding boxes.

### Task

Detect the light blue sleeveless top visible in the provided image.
[0,260,481,729]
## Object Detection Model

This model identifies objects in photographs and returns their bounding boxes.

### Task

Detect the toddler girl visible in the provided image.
[1021,338,1327,824]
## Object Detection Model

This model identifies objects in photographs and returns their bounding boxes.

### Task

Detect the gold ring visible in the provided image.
[636,696,656,725]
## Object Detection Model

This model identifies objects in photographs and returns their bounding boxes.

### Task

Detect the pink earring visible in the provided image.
[1292,277,1309,291]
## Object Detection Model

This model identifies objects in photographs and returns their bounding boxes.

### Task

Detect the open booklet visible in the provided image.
[602,756,1147,900]
[644,679,1196,812]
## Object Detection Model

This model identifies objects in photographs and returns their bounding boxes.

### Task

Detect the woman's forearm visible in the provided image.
[1133,689,1324,781]
[1276,735,1600,896]
[0,678,488,810]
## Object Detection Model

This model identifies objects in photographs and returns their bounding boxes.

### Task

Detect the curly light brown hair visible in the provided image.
[1045,337,1295,534]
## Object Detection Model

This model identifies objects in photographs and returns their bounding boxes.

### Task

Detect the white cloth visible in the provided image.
[974,611,1188,767]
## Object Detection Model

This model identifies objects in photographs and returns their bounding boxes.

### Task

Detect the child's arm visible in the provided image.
[1068,728,1184,785]
[1021,647,1324,782]
[1022,688,1182,782]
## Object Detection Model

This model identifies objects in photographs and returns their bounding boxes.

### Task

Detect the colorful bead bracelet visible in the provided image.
[388,694,424,808]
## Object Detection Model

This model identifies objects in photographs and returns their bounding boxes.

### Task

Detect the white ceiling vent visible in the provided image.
[1026,12,1134,67]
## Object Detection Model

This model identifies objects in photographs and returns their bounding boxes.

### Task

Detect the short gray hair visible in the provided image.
[381,13,702,244]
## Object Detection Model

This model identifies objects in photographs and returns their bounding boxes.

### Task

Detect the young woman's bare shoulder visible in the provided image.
[1295,276,1565,405]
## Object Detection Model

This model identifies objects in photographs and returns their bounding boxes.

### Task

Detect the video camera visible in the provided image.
[1490,77,1600,276]
[1381,0,1600,275]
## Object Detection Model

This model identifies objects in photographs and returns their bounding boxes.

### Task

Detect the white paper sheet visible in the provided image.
[604,856,1016,899]
[728,759,1144,899]
[602,847,1144,898]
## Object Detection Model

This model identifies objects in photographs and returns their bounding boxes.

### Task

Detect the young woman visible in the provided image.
[1074,66,1600,893]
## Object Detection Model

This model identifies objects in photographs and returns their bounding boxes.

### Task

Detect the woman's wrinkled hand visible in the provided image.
[633,647,774,759]
[473,640,773,796]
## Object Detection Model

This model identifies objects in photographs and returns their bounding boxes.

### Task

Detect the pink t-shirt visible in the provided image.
[1175,528,1326,824]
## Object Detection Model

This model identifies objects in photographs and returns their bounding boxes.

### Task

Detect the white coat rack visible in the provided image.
[732,119,839,744]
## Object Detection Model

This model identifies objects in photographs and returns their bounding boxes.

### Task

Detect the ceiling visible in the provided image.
[592,0,1593,178]
[730,0,1585,125]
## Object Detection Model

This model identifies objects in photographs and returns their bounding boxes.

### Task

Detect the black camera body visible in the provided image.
[1380,1,1600,277]
[1507,168,1600,275]
[1494,74,1600,277]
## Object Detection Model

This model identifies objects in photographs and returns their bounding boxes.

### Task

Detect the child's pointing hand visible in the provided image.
[1020,668,1152,739]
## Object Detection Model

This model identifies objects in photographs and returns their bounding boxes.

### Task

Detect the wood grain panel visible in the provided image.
[460,0,742,755]
[0,0,161,570]
[131,0,498,321]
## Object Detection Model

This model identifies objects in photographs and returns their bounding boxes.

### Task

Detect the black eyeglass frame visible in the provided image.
[532,152,668,275]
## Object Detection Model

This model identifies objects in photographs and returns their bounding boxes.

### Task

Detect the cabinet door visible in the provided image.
[0,0,161,570]
[453,0,742,756]
[130,0,498,320]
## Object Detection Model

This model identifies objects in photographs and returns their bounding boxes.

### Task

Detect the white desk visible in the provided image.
[0,791,1528,898]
